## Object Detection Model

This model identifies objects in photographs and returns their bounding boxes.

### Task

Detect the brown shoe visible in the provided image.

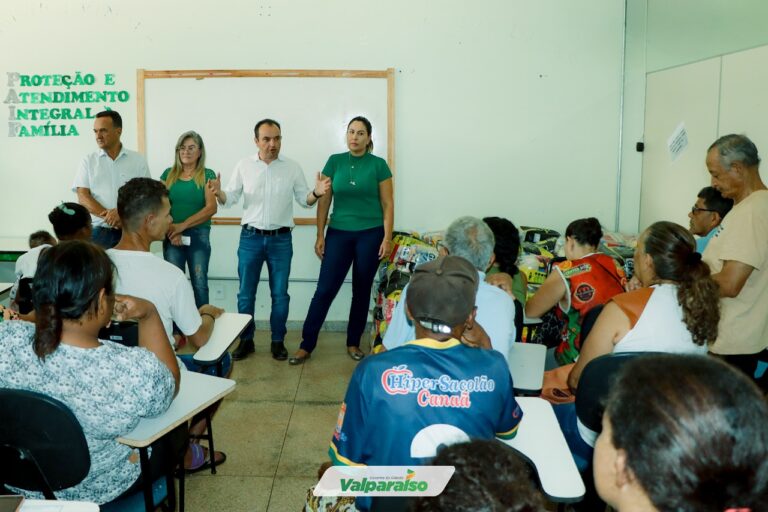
[347,347,365,361]
[288,349,311,365]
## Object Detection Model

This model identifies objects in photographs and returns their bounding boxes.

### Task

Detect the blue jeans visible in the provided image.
[553,402,594,472]
[91,226,122,249]
[163,226,211,308]
[179,353,232,377]
[237,227,292,343]
[301,226,383,352]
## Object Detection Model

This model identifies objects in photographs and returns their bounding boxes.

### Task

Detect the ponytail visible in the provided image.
[483,216,521,277]
[34,302,63,359]
[31,240,115,360]
[677,255,720,345]
[643,222,720,346]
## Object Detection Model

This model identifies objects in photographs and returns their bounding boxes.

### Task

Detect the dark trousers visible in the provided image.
[720,348,768,392]
[301,226,383,352]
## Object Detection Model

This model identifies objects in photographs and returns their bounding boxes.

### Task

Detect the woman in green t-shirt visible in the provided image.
[290,117,394,364]
[160,131,217,307]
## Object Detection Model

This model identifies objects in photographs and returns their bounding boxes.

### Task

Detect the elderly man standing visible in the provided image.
[383,216,516,360]
[703,134,768,390]
[210,119,330,361]
[73,110,150,249]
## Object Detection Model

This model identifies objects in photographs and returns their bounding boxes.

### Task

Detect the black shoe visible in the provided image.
[271,342,288,361]
[232,338,255,361]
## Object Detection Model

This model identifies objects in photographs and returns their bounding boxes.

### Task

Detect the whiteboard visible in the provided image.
[138,69,393,223]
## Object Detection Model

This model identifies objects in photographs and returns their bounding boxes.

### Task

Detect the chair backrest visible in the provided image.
[98,320,139,347]
[0,388,90,497]
[575,352,652,433]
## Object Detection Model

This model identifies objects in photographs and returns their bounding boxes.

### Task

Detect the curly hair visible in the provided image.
[412,439,546,512]
[605,354,768,512]
[642,221,719,345]
[483,217,521,277]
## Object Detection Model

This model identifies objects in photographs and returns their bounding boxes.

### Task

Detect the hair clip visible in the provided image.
[57,202,75,215]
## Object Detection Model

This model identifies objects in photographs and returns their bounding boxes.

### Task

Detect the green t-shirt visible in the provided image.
[323,152,392,231]
[487,265,527,306]
[160,168,217,227]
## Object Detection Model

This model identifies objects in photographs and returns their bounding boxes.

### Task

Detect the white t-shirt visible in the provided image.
[614,283,707,355]
[10,244,51,301]
[107,249,201,343]
[14,244,50,279]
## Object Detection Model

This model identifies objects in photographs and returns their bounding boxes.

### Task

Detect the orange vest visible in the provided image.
[554,253,626,364]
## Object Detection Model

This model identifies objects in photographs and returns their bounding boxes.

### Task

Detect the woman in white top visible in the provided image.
[568,221,720,391]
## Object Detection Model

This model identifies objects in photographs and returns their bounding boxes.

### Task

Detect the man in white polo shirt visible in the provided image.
[210,119,330,361]
[73,110,150,249]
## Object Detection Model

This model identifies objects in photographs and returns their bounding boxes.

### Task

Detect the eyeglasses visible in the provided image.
[178,145,198,152]
[691,206,716,215]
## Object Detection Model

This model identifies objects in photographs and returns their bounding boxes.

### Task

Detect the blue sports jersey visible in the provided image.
[329,338,523,467]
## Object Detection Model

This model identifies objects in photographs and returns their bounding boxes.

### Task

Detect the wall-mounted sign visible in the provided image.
[4,71,129,137]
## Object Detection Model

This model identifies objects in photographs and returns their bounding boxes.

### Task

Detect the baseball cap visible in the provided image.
[407,255,479,334]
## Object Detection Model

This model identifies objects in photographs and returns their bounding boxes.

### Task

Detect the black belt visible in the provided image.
[243,225,291,236]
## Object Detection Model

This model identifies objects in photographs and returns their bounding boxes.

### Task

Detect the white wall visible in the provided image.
[0,0,627,321]
[646,0,768,73]
[633,0,768,231]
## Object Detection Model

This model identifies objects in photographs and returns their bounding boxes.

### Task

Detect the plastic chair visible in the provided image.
[0,389,89,497]
[570,352,653,511]
[98,320,139,347]
[0,388,172,512]
[575,351,650,434]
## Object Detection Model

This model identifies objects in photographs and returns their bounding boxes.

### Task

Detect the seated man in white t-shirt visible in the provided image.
[108,177,227,472]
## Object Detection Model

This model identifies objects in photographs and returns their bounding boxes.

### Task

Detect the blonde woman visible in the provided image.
[161,131,217,307]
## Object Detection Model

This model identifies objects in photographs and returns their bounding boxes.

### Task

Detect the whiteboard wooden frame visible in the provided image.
[136,68,395,226]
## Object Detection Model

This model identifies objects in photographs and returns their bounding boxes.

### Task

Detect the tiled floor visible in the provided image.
[180,331,359,512]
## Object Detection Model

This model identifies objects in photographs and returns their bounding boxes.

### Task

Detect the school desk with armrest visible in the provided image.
[500,396,585,508]
[117,371,236,512]
[192,312,251,376]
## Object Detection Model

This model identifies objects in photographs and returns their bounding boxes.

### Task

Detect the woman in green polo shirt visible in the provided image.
[160,131,217,307]
[290,117,394,364]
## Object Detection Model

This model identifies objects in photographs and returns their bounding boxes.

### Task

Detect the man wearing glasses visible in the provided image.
[687,186,733,252]
[209,119,330,361]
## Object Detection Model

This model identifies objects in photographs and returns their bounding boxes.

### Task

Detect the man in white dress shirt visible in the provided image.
[210,119,330,361]
[72,110,150,249]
